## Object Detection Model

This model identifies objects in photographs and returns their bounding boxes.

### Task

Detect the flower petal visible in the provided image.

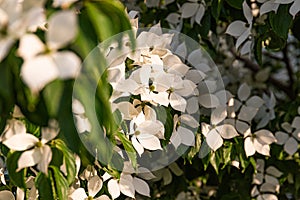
[170,93,187,112]
[289,0,300,18]
[275,131,288,145]
[206,129,223,151]
[88,175,103,197]
[107,179,120,200]
[47,10,77,50]
[18,34,45,60]
[216,124,239,139]
[137,134,162,151]
[284,137,298,155]
[3,134,38,151]
[244,137,255,157]
[177,126,195,146]
[52,51,81,79]
[21,55,59,92]
[238,83,251,101]
[0,190,15,200]
[255,130,276,145]
[37,145,52,174]
[260,1,279,15]
[18,148,42,171]
[132,135,144,156]
[226,21,248,37]
[119,174,135,198]
[198,94,220,108]
[0,37,14,62]
[181,3,199,18]
[133,177,150,197]
[211,106,227,125]
[69,188,87,200]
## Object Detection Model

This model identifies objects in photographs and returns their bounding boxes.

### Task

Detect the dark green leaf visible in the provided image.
[43,80,64,117]
[225,0,243,9]
[269,4,293,40]
[116,132,137,169]
[6,151,27,189]
[52,139,76,185]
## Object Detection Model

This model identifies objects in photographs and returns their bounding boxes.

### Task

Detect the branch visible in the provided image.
[282,46,294,88]
[232,51,296,100]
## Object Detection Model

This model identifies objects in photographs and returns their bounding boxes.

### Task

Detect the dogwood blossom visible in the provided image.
[275,121,300,155]
[226,1,254,55]
[244,129,277,157]
[251,159,282,200]
[3,126,58,174]
[18,10,80,93]
[0,0,45,62]
[69,175,110,200]
[104,162,151,199]
[201,106,239,151]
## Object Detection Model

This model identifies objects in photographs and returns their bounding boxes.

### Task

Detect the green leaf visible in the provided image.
[291,16,300,41]
[35,172,54,200]
[49,166,69,200]
[269,4,293,40]
[52,139,76,185]
[116,132,137,169]
[43,80,64,117]
[6,151,27,189]
[211,0,223,20]
[225,0,243,9]
[35,166,69,200]
[85,0,135,44]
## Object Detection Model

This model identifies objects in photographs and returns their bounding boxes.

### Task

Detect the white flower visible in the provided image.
[129,111,164,156]
[251,159,282,199]
[105,162,151,199]
[234,83,264,123]
[201,106,239,151]
[0,0,46,61]
[180,1,206,25]
[3,127,58,174]
[0,119,26,142]
[275,121,300,155]
[244,129,277,157]
[18,10,80,93]
[69,175,110,200]
[260,0,300,18]
[255,92,276,129]
[226,1,254,55]
[170,114,198,148]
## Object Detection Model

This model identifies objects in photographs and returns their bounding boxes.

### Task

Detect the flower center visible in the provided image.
[36,141,43,148]
[149,85,155,92]
[134,130,141,135]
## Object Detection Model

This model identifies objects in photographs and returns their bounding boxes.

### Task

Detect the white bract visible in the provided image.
[18,10,80,93]
[251,159,282,200]
[3,126,58,174]
[170,114,198,148]
[0,0,46,62]
[104,162,151,199]
[255,92,276,129]
[259,0,300,18]
[69,175,110,200]
[226,1,254,55]
[129,110,164,156]
[244,129,277,157]
[201,106,239,151]
[275,121,300,155]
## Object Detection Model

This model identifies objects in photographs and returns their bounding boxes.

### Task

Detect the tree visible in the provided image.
[0,0,299,199]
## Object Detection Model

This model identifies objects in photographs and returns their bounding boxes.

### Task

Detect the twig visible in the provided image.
[232,50,296,100]
[282,46,294,89]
